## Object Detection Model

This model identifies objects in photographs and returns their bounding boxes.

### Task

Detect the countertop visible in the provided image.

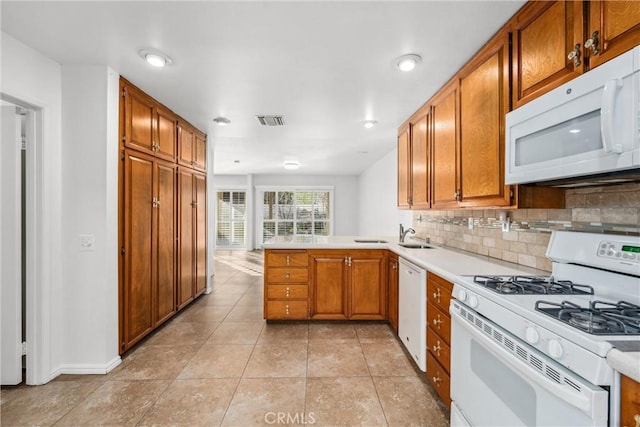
[264,234,640,382]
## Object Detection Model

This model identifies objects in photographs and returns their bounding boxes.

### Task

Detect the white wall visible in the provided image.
[60,65,120,373]
[358,147,412,237]
[1,31,63,383]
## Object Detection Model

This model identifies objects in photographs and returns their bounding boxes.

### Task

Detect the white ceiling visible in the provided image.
[1,1,525,176]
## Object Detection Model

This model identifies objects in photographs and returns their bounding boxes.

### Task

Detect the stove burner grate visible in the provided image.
[473,275,594,296]
[535,300,640,335]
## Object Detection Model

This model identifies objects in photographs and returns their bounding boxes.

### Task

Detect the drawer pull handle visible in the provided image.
[286,256,290,265]
[285,287,291,297]
[432,374,441,386]
[433,290,441,302]
[432,343,441,356]
[285,304,290,315]
[432,316,443,327]
[285,272,290,280]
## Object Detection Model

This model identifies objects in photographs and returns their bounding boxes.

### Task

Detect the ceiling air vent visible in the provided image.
[256,115,285,126]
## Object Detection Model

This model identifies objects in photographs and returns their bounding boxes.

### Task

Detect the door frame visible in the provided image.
[1,92,49,385]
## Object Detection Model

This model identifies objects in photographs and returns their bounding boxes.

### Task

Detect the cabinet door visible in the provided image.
[349,252,386,320]
[512,1,585,108]
[123,85,155,155]
[309,252,348,320]
[397,128,411,208]
[387,256,399,334]
[155,107,177,161]
[459,30,512,208]
[123,151,155,349]
[194,133,207,171]
[194,173,207,295]
[587,1,640,69]
[177,169,195,309]
[154,160,177,325]
[620,374,640,427]
[431,82,459,209]
[178,124,195,168]
[410,115,430,210]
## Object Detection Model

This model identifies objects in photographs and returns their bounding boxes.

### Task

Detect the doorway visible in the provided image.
[1,97,38,385]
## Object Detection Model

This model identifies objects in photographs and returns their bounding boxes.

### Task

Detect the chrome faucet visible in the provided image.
[399,224,415,243]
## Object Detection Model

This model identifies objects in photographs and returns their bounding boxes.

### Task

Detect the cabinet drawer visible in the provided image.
[427,301,451,345]
[427,326,451,374]
[266,300,309,319]
[267,284,308,299]
[428,274,453,314]
[266,268,309,283]
[266,250,308,267]
[426,351,451,408]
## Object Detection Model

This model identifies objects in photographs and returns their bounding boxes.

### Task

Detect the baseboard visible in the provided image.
[50,356,122,378]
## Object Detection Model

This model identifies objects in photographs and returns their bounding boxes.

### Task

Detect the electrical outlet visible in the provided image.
[468,218,474,230]
[501,221,510,233]
[79,234,95,251]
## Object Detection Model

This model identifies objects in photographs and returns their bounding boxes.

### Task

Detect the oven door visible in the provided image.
[450,300,609,427]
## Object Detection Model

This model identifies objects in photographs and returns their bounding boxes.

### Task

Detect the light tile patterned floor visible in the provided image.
[1,250,449,426]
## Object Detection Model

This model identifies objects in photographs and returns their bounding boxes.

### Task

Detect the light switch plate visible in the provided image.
[79,234,95,251]
[468,218,474,230]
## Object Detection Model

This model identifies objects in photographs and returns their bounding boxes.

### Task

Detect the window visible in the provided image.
[216,191,246,248]
[262,190,331,243]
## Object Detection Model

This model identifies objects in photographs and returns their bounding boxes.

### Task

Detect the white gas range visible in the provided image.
[449,231,640,427]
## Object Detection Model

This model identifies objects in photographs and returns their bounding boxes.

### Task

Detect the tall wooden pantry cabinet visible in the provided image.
[118,78,207,353]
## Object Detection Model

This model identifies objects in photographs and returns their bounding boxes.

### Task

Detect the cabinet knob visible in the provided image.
[285,272,290,280]
[433,315,443,327]
[286,256,290,265]
[285,287,291,297]
[633,414,640,427]
[567,43,581,67]
[585,31,599,56]
[285,304,290,315]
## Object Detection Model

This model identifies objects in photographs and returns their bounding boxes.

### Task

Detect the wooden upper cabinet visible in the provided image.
[178,122,207,172]
[431,81,459,210]
[512,0,585,108]
[587,1,640,69]
[459,29,511,208]
[122,82,177,161]
[397,127,411,209]
[410,114,430,210]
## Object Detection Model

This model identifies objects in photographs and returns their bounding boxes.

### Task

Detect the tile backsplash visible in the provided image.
[411,183,640,272]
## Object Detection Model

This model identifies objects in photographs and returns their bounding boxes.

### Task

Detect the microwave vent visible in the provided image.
[532,169,640,188]
[256,115,285,126]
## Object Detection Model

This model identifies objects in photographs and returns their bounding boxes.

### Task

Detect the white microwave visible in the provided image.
[505,45,640,186]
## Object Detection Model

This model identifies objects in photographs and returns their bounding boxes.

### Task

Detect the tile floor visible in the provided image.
[1,250,449,426]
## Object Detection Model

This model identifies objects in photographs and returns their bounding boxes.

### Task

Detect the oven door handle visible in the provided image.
[451,309,593,415]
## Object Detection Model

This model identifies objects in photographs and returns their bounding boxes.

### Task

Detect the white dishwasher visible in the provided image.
[398,258,426,371]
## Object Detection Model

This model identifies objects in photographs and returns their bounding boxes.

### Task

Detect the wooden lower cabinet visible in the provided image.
[387,253,399,334]
[177,168,207,309]
[121,151,177,352]
[426,272,454,409]
[621,374,640,427]
[264,250,310,320]
[309,249,387,320]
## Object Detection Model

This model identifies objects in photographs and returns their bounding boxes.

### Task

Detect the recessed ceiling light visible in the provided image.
[363,120,378,129]
[569,129,581,134]
[283,161,300,170]
[213,117,231,126]
[139,49,173,67]
[233,160,240,164]
[396,54,421,72]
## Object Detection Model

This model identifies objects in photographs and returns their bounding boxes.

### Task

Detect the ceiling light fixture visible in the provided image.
[213,117,231,126]
[138,49,173,67]
[396,54,422,72]
[283,161,300,170]
[363,120,378,129]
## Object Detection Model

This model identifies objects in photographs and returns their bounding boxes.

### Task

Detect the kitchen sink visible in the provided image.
[353,239,388,243]
[398,242,434,249]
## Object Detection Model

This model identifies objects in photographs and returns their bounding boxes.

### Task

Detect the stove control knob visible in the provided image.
[468,295,479,308]
[458,289,467,302]
[548,339,564,359]
[525,327,539,344]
